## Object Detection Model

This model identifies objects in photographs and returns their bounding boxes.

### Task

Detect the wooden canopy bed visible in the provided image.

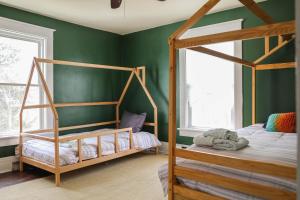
[19,58,159,186]
[167,0,296,199]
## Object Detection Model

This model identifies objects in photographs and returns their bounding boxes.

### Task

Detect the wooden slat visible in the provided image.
[256,62,296,70]
[114,132,119,153]
[25,129,54,134]
[169,0,220,40]
[254,36,295,64]
[78,139,82,163]
[35,58,134,72]
[252,67,256,124]
[21,157,56,173]
[60,148,142,173]
[239,0,274,24]
[33,58,58,119]
[265,36,270,54]
[175,166,296,200]
[134,71,157,109]
[59,127,132,142]
[143,122,156,126]
[175,20,295,49]
[21,133,54,142]
[168,40,177,200]
[58,121,116,131]
[189,46,254,67]
[118,71,135,104]
[55,101,118,107]
[175,149,296,179]
[129,129,134,149]
[173,185,225,200]
[23,101,118,109]
[97,136,102,157]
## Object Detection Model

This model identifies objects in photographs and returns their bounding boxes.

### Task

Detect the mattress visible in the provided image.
[22,129,161,166]
[158,124,297,200]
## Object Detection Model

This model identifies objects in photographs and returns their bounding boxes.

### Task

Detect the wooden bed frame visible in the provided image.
[168,0,296,199]
[19,58,158,186]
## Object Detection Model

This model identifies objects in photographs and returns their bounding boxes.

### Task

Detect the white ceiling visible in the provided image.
[0,0,265,35]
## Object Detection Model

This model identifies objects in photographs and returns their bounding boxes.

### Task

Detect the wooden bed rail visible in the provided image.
[175,149,296,179]
[19,58,158,186]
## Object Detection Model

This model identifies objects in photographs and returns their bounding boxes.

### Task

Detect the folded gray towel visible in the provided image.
[213,137,249,151]
[203,128,238,141]
[193,136,215,146]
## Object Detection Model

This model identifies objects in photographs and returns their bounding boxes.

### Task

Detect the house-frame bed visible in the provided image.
[167,0,296,199]
[19,58,158,186]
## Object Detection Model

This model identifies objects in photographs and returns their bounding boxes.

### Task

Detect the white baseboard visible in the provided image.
[0,156,15,173]
[159,141,190,155]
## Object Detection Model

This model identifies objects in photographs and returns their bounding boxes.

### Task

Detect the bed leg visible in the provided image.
[19,159,23,172]
[55,173,61,186]
[155,147,159,154]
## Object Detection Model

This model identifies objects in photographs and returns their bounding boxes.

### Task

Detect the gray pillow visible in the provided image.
[120,111,147,133]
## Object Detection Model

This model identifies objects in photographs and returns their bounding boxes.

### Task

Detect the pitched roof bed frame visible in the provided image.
[168,0,296,199]
[19,57,158,186]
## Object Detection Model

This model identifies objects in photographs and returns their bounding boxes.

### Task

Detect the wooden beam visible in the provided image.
[35,58,134,72]
[168,40,177,200]
[265,36,270,54]
[175,166,296,200]
[59,127,132,142]
[59,121,117,131]
[252,67,256,124]
[254,36,295,64]
[23,102,118,109]
[169,0,220,40]
[175,20,295,49]
[189,46,254,67]
[21,133,54,142]
[239,0,274,24]
[173,185,225,200]
[256,62,296,70]
[175,149,296,179]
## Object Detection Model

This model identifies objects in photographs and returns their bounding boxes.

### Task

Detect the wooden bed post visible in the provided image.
[34,58,60,186]
[19,61,36,172]
[168,39,177,200]
[252,67,256,125]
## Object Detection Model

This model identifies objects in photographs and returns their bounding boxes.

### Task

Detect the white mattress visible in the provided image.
[22,129,161,166]
[159,124,297,200]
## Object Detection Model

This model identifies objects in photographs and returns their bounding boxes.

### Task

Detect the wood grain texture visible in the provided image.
[238,0,274,24]
[168,40,177,200]
[175,20,295,48]
[175,166,296,200]
[174,185,225,200]
[189,46,254,67]
[35,58,134,71]
[175,149,296,179]
[254,36,295,64]
[256,62,296,70]
[169,0,220,40]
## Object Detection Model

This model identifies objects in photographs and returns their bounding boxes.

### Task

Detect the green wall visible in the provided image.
[0,0,296,158]
[121,0,295,144]
[0,4,123,157]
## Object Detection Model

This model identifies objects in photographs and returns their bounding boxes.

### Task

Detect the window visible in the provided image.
[179,20,243,137]
[0,17,54,142]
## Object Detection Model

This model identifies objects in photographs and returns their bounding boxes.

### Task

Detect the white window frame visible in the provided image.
[0,17,55,146]
[179,19,243,137]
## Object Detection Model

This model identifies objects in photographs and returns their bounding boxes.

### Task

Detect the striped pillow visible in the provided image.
[266,112,296,133]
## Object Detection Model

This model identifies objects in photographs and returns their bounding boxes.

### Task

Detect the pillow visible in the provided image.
[265,112,296,133]
[120,111,147,133]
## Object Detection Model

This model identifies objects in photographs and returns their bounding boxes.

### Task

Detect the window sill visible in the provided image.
[178,127,210,137]
[0,135,19,147]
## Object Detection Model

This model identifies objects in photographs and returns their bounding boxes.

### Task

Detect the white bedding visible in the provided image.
[23,129,161,166]
[158,124,297,200]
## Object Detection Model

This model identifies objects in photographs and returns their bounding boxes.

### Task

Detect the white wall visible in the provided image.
[296,0,300,198]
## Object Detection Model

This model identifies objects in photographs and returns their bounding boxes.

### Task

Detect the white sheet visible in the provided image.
[23,129,161,166]
[158,124,297,200]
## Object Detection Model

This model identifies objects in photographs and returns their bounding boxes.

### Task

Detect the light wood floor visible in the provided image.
[0,153,167,200]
